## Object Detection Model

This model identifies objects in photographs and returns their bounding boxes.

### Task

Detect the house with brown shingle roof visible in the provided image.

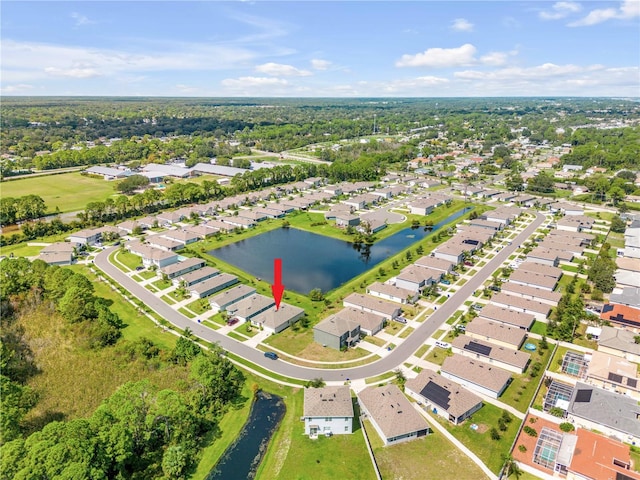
[500,282,562,306]
[465,318,527,350]
[478,304,536,331]
[441,354,512,399]
[405,369,483,425]
[303,386,354,437]
[490,292,552,321]
[451,336,531,374]
[357,384,430,446]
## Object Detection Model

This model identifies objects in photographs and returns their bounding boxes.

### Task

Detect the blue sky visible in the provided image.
[1,1,639,96]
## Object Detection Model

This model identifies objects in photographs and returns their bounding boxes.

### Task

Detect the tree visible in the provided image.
[608,186,626,205]
[611,215,626,233]
[502,454,522,480]
[505,173,524,192]
[162,445,189,479]
[58,286,96,323]
[309,288,324,301]
[189,350,244,416]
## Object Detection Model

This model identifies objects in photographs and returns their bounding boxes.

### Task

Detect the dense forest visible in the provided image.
[2,97,639,174]
[0,258,245,479]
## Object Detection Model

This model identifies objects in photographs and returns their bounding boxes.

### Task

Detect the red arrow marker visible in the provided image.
[271,258,284,311]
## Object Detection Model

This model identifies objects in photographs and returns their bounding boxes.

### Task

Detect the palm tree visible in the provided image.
[501,454,522,479]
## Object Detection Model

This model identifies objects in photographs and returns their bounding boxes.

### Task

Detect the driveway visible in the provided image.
[95,211,545,381]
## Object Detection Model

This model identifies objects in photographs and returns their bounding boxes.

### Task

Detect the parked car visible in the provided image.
[489,285,501,292]
[226,317,239,326]
[440,279,451,285]
[135,266,144,271]
[394,317,408,324]
[435,341,450,349]
[472,303,483,310]
[464,261,473,266]
[264,351,278,360]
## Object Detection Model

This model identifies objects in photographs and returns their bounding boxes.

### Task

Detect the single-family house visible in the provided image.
[227,293,275,322]
[451,336,531,374]
[128,243,179,269]
[303,386,354,437]
[598,326,640,364]
[357,384,430,446]
[314,315,361,350]
[250,303,305,334]
[160,257,206,279]
[405,369,483,425]
[489,292,551,321]
[500,282,562,306]
[343,293,402,320]
[478,304,536,331]
[174,266,220,287]
[208,284,257,313]
[334,307,385,336]
[599,304,640,329]
[189,273,238,299]
[465,318,527,350]
[586,351,640,398]
[366,282,419,304]
[68,228,103,245]
[441,354,512,399]
[567,382,640,445]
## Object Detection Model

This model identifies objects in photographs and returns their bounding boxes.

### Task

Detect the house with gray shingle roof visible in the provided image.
[303,385,354,437]
[314,315,361,350]
[357,384,430,446]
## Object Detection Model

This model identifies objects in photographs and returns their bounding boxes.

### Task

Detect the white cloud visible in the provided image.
[539,2,582,20]
[221,76,288,88]
[44,67,101,78]
[381,76,450,93]
[175,84,198,94]
[396,44,477,68]
[0,39,256,83]
[454,63,603,81]
[479,52,509,66]
[0,84,34,93]
[70,12,94,27]
[569,0,639,26]
[311,59,331,70]
[451,18,474,32]
[255,62,311,76]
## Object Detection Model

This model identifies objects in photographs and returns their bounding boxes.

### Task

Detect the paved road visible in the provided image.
[95,212,545,381]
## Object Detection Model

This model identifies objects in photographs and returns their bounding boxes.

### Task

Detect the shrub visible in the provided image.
[518,445,527,453]
[523,426,538,437]
[559,422,575,432]
[490,428,501,440]
[549,407,565,418]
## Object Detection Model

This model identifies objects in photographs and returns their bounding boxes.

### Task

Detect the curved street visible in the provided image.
[95,211,545,382]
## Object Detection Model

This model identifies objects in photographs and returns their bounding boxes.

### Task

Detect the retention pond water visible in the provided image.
[209,207,471,294]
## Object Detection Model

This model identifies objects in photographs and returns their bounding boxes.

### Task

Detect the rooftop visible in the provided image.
[304,386,354,418]
[568,382,640,438]
[451,336,531,369]
[598,325,640,356]
[465,318,527,347]
[405,369,482,419]
[441,354,512,393]
[357,384,430,440]
[478,304,536,329]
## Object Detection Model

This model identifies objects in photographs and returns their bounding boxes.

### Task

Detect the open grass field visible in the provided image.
[430,402,521,475]
[2,171,120,214]
[364,419,486,480]
[17,301,187,434]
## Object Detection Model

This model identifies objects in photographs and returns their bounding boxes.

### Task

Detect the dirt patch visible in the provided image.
[475,424,489,434]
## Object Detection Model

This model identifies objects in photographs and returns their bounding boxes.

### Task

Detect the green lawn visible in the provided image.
[152,278,173,290]
[366,420,486,480]
[258,391,376,480]
[530,321,548,335]
[2,171,121,214]
[178,307,196,319]
[114,250,142,270]
[414,344,430,358]
[365,371,396,384]
[0,243,43,257]
[432,329,446,339]
[424,347,452,366]
[500,338,553,412]
[398,326,415,339]
[138,270,157,280]
[431,402,521,474]
[364,335,387,347]
[187,298,212,315]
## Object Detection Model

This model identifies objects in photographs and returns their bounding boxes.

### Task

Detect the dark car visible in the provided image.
[226,317,239,326]
[489,285,501,292]
[135,266,144,271]
[264,351,278,360]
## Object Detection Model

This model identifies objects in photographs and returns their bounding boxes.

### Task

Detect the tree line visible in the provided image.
[0,257,245,479]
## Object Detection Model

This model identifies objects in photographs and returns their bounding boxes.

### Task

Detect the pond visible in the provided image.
[206,391,285,480]
[208,207,471,294]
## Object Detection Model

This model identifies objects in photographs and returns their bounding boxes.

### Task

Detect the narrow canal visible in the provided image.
[206,391,285,480]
